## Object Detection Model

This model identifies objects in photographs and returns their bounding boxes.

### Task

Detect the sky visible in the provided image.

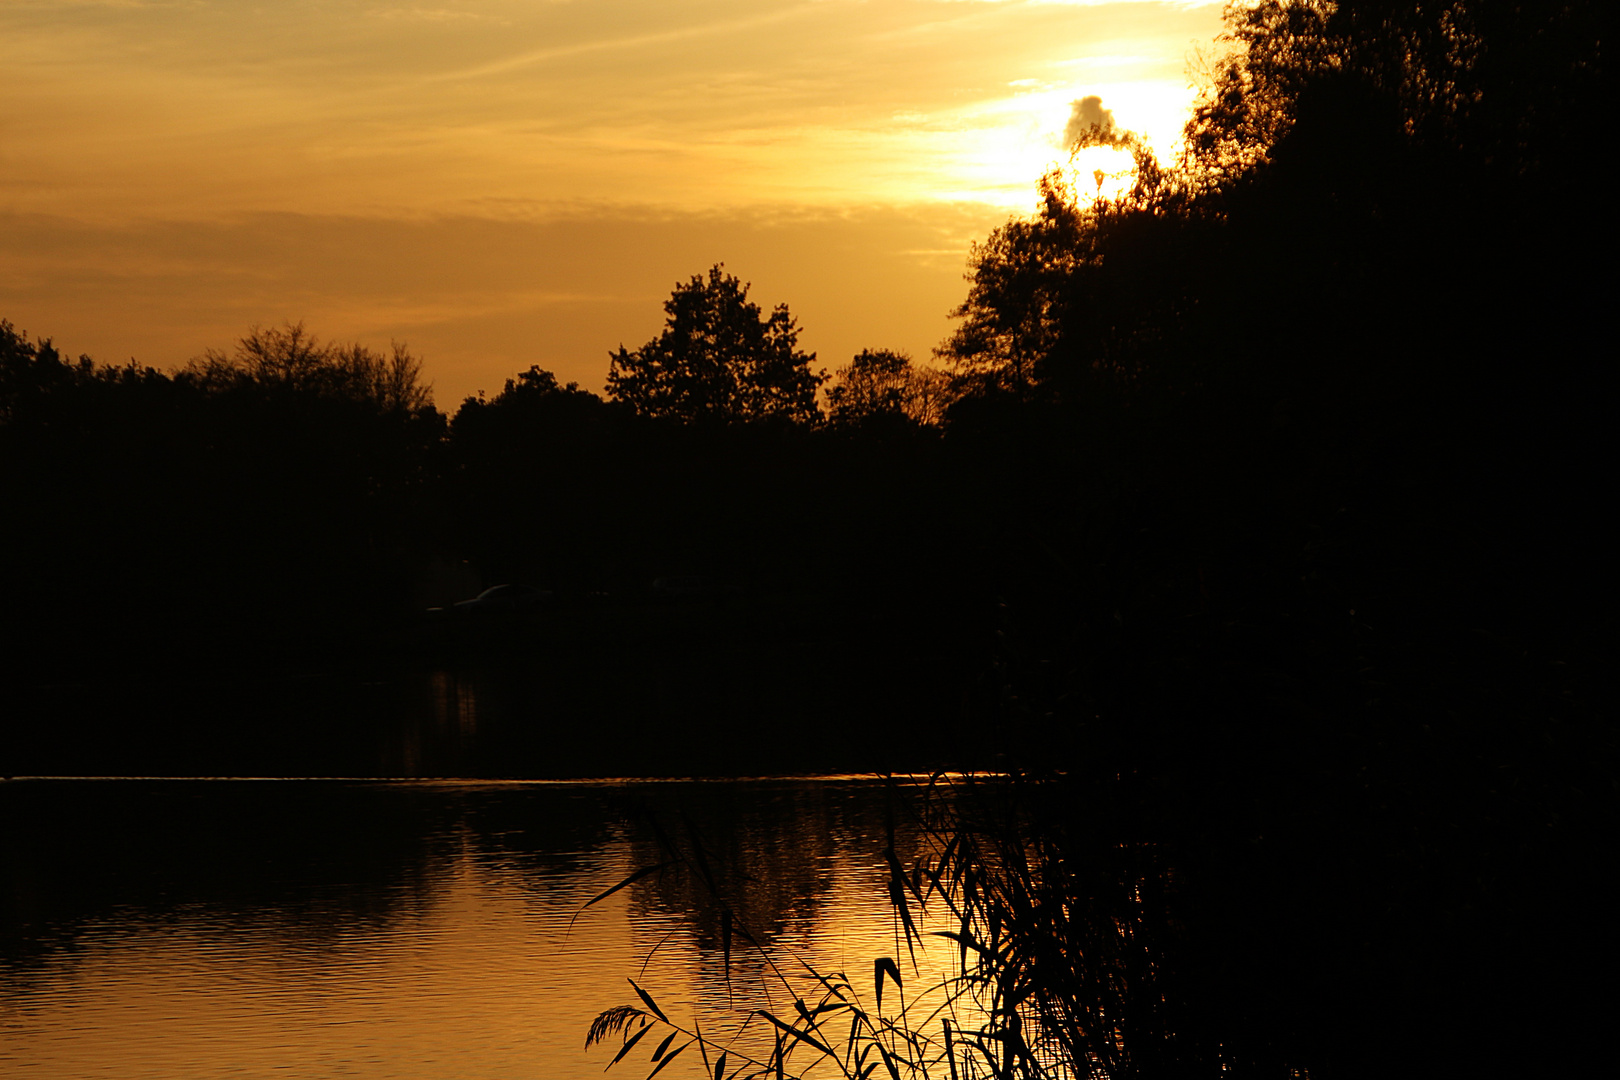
[1,0,1225,407]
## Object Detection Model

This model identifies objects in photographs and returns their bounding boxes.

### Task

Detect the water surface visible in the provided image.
[2,777,957,1079]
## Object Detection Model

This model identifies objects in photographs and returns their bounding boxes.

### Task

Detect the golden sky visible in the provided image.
[1,0,1223,405]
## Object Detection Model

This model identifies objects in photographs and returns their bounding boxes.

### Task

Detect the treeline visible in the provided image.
[0,0,1607,728]
[0,300,990,775]
[1,0,1609,725]
[0,324,448,671]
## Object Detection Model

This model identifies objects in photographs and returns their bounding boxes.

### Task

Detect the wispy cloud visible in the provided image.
[433,4,815,81]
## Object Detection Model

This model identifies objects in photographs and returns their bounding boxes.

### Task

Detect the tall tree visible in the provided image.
[825,349,952,427]
[606,266,823,424]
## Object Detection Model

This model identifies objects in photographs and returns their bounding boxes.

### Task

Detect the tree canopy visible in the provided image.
[825,349,952,428]
[184,322,434,415]
[939,0,1606,417]
[606,265,823,424]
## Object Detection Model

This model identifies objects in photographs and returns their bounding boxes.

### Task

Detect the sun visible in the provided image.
[1064,144,1144,202]
[933,81,1192,211]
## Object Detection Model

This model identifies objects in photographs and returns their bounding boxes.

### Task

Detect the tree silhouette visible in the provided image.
[606,266,823,424]
[825,349,952,427]
[1,319,74,423]
[1185,0,1603,188]
[184,322,433,414]
[938,158,1204,409]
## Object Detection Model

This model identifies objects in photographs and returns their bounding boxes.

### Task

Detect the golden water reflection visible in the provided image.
[0,778,966,1079]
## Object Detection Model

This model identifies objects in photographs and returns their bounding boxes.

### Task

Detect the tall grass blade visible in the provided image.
[571,862,679,930]
[628,978,671,1024]
[644,1041,689,1080]
[874,957,902,1013]
[722,907,733,1004]
[638,925,683,979]
[607,1024,653,1069]
[757,1010,834,1056]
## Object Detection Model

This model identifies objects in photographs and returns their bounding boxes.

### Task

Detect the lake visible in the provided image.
[1,776,965,1079]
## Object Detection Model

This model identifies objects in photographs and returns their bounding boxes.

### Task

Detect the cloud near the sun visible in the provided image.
[1063,95,1116,147]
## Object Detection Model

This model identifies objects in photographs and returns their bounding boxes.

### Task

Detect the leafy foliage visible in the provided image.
[607,266,824,424]
[1,319,446,679]
[825,349,953,428]
[944,0,1606,414]
[937,162,1204,408]
[1,319,170,424]
[1186,0,1604,188]
[184,321,434,415]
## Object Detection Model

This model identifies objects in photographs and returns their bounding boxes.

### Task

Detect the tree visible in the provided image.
[825,349,953,427]
[936,179,1092,398]
[1184,0,1604,188]
[1,319,75,424]
[606,266,823,424]
[184,322,433,415]
[448,364,614,452]
[938,152,1203,408]
[2,319,173,427]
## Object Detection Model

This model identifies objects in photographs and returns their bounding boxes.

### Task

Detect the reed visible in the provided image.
[583,681,1610,1080]
[580,773,1230,1080]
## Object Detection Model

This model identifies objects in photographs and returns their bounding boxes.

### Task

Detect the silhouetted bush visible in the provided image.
[607,265,825,425]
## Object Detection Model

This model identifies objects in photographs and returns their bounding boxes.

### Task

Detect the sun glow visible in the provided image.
[931,74,1199,211]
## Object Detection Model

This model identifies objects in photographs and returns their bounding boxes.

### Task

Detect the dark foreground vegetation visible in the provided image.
[2,0,1613,1076]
